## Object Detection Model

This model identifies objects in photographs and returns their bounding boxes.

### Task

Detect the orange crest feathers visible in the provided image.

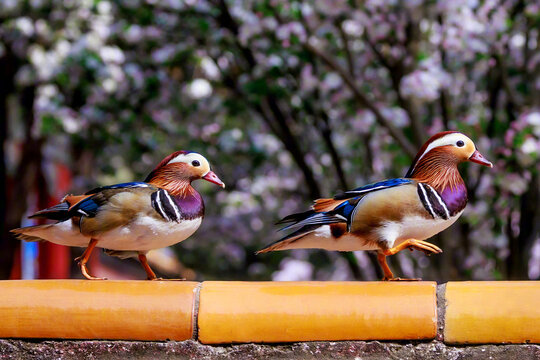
[144,151,192,182]
[312,198,347,212]
[406,131,460,178]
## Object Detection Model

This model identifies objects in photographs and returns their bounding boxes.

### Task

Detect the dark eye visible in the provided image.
[456,140,465,147]
[192,160,200,167]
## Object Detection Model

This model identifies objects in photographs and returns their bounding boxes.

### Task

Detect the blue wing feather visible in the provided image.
[334,178,412,200]
[76,182,153,216]
[262,178,413,251]
[276,178,412,233]
[72,197,100,217]
[333,200,356,218]
[279,212,345,232]
[28,202,70,220]
[26,182,152,222]
[85,182,151,195]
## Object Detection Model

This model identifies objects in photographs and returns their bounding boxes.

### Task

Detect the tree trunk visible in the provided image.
[0,50,18,279]
[507,174,540,279]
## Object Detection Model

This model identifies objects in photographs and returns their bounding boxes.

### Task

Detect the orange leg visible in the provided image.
[377,252,397,280]
[378,239,442,281]
[138,253,186,281]
[384,239,442,256]
[138,253,159,280]
[74,238,106,280]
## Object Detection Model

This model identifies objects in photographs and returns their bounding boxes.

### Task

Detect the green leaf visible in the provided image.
[243,78,269,96]
[416,51,429,62]
[40,114,61,136]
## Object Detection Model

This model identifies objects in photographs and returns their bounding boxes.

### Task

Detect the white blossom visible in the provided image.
[188,78,212,99]
[273,259,314,281]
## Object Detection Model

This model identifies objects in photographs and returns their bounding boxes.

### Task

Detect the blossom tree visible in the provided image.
[1,0,539,281]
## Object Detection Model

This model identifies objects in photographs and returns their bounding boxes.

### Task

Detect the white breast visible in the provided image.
[378,211,463,249]
[97,216,202,251]
[31,216,202,251]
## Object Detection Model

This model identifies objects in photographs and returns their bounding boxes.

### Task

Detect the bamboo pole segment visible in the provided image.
[0,280,197,340]
[444,281,540,344]
[197,281,437,344]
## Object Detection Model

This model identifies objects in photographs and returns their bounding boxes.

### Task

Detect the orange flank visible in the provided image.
[64,194,93,210]
[312,198,347,212]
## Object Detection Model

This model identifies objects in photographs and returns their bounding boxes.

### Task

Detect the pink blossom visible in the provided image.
[400,70,444,101]
[272,258,314,281]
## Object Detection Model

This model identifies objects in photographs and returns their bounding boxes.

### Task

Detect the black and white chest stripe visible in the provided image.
[151,189,181,222]
[417,183,450,220]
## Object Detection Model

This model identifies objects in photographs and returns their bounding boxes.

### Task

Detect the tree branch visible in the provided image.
[303,41,417,157]
[214,0,321,199]
[364,28,425,146]
[336,19,356,78]
[302,98,349,190]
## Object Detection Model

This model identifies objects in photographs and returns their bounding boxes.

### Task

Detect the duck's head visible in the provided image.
[145,151,225,194]
[406,131,493,179]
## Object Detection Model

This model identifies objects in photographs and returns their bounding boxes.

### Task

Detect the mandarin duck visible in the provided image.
[11,151,225,280]
[258,131,493,280]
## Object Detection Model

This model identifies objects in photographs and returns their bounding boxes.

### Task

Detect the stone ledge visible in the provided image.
[1,340,539,360]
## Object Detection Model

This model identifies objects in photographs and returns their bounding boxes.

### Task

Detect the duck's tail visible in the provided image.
[10,225,52,242]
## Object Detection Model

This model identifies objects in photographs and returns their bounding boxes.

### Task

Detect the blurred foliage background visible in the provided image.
[1,0,539,282]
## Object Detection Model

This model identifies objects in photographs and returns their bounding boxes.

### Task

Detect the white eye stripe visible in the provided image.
[410,133,471,173]
[167,153,209,167]
[168,154,192,165]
